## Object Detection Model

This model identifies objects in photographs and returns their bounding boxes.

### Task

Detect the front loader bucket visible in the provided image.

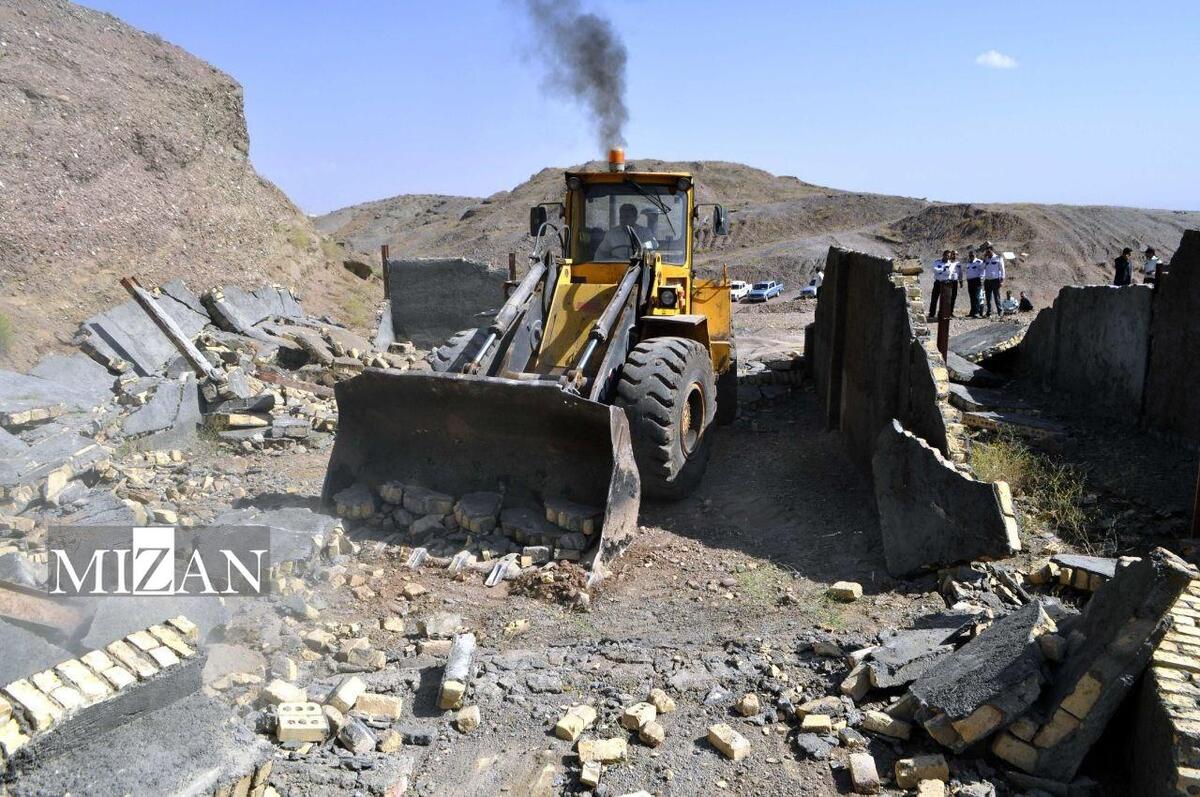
[322,368,640,582]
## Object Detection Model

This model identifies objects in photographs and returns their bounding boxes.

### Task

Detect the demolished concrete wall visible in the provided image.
[1144,229,1200,441]
[808,248,1016,577]
[873,421,1021,577]
[1018,285,1153,417]
[807,247,962,470]
[385,258,507,349]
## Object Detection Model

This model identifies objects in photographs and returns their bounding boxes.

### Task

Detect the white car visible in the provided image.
[730,280,750,301]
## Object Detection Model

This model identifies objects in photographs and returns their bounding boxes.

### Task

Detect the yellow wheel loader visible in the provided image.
[322,149,736,580]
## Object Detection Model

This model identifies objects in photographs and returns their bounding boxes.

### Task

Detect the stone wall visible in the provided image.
[385,258,508,349]
[1018,286,1153,417]
[1144,230,1200,441]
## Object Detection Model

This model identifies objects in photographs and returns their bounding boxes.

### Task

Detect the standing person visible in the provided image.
[964,248,984,318]
[1144,247,1161,286]
[982,246,1005,317]
[1113,247,1133,286]
[927,249,957,320]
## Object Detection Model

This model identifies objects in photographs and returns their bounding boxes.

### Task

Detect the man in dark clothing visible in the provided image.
[1114,247,1133,286]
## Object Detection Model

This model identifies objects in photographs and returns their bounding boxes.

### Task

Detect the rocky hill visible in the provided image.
[318,160,1200,303]
[0,0,371,368]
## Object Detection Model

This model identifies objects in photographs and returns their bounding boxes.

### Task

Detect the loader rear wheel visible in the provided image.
[429,328,489,373]
[616,337,717,500]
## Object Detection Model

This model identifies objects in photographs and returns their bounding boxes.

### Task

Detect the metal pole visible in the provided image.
[506,252,517,298]
[380,244,390,299]
[936,281,951,362]
[121,277,222,382]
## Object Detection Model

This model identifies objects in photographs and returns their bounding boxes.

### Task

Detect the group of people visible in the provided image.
[926,244,1031,320]
[1113,247,1161,287]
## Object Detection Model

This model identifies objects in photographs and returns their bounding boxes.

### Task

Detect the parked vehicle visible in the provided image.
[729,280,750,301]
[744,280,782,302]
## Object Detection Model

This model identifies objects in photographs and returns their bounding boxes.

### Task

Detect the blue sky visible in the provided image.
[82,0,1199,214]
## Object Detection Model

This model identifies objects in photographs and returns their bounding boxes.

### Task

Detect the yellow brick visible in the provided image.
[951,704,1003,745]
[145,646,180,669]
[126,630,158,652]
[0,718,30,757]
[1009,716,1038,742]
[895,754,949,788]
[1033,709,1081,748]
[620,702,656,731]
[1155,666,1188,682]
[106,640,158,679]
[55,659,113,703]
[862,709,911,740]
[3,680,61,731]
[707,723,750,761]
[1177,766,1200,794]
[801,714,833,733]
[555,705,597,742]
[1061,673,1104,719]
[1154,650,1200,674]
[578,736,629,764]
[80,650,117,674]
[148,624,196,658]
[991,732,1038,773]
[167,615,199,643]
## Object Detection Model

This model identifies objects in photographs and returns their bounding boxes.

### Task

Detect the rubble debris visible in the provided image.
[437,632,476,710]
[577,736,628,764]
[910,600,1058,752]
[895,754,949,789]
[861,710,911,740]
[873,419,1020,577]
[555,704,597,742]
[455,705,480,733]
[637,720,665,747]
[947,351,1006,388]
[994,549,1196,780]
[620,702,656,730]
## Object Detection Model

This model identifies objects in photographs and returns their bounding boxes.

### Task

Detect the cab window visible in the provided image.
[572,182,688,265]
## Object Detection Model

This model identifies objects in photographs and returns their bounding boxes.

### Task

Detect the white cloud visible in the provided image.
[975,49,1018,69]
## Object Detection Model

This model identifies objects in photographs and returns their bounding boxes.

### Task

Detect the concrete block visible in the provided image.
[277,702,329,743]
[872,420,1018,577]
[356,692,403,719]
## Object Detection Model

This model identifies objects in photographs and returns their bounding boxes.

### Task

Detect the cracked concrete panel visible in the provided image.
[872,419,1019,578]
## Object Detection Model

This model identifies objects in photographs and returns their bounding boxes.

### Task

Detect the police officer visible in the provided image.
[1144,247,1161,286]
[982,246,1005,317]
[1113,247,1133,286]
[963,248,984,318]
[927,249,959,320]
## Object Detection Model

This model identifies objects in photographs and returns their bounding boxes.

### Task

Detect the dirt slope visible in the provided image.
[0,0,370,368]
[318,161,1200,304]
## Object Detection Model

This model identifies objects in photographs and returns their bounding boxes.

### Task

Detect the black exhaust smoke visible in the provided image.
[520,0,628,153]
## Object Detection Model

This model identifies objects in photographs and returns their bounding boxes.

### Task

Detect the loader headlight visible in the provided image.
[658,287,678,308]
[675,177,692,192]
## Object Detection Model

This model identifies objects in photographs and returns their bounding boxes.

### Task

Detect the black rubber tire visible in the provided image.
[616,337,717,500]
[428,328,489,373]
[715,343,738,425]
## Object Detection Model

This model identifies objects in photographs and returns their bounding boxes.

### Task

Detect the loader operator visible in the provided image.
[595,203,653,261]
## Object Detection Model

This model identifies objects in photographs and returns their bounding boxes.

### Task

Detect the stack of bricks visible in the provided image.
[0,616,198,766]
[891,260,970,466]
[1027,555,1130,594]
[207,758,275,797]
[990,550,1196,782]
[1132,575,1200,796]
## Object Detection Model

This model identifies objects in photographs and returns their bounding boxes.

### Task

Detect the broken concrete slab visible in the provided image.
[159,279,210,320]
[59,491,144,526]
[961,411,1067,442]
[209,506,338,568]
[866,627,960,690]
[373,299,395,352]
[203,285,273,333]
[1050,554,1117,581]
[5,691,271,797]
[950,324,1027,363]
[946,352,1006,388]
[252,284,305,320]
[948,384,1036,415]
[29,354,116,407]
[872,420,1020,577]
[0,616,74,685]
[77,299,191,377]
[119,375,201,447]
[910,600,1059,753]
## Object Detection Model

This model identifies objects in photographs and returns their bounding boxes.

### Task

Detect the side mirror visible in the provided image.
[713,205,730,236]
[529,206,548,238]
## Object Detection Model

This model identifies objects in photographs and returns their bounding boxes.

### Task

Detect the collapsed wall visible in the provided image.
[385,258,507,349]
[806,247,1018,577]
[1018,229,1200,442]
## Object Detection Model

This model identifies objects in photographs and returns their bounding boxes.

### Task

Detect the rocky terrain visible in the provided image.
[317,162,1200,306]
[0,0,373,369]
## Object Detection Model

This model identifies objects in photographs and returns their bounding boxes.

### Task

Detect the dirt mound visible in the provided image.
[887,204,1040,251]
[0,0,371,368]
